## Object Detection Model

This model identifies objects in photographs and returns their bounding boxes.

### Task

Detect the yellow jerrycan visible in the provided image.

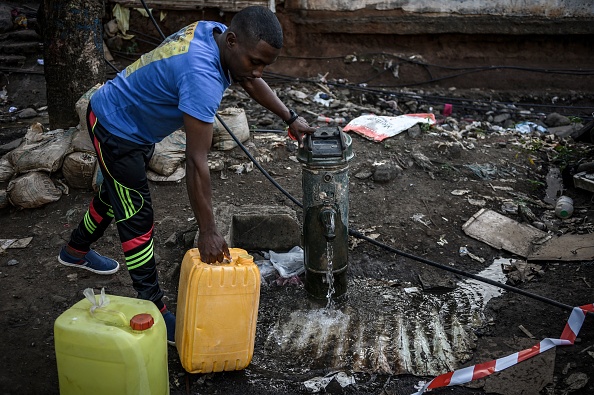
[54,289,169,395]
[176,248,261,373]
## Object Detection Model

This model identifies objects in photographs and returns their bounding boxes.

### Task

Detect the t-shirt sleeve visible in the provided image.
[177,70,223,123]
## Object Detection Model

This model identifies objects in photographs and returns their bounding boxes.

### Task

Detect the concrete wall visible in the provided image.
[287,0,594,17]
[118,0,594,92]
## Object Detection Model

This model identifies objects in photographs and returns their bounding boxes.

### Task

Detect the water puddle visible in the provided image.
[261,259,507,377]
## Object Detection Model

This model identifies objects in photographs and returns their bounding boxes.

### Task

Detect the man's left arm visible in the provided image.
[240,78,315,145]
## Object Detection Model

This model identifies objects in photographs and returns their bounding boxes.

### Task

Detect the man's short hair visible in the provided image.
[230,6,283,49]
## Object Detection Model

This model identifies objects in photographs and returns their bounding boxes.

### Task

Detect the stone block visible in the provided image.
[199,203,302,252]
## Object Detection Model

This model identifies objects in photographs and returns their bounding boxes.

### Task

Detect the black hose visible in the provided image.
[139,0,166,41]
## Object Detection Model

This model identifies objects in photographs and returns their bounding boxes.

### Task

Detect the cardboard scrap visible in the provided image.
[0,237,33,252]
[528,233,594,262]
[463,209,594,262]
[462,209,547,258]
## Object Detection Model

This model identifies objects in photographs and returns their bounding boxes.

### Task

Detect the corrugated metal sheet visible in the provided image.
[112,0,271,12]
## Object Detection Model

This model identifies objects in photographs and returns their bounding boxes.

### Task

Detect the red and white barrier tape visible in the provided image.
[412,303,594,394]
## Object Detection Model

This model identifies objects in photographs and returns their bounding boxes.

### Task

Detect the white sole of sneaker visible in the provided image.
[57,256,120,275]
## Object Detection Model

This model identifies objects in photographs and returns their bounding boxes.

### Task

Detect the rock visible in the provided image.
[545,112,571,127]
[287,90,309,104]
[503,119,515,129]
[404,100,418,113]
[17,108,38,119]
[7,259,18,266]
[0,137,23,156]
[548,123,583,139]
[354,170,373,180]
[373,163,401,183]
[259,117,274,126]
[407,124,422,138]
[493,113,511,123]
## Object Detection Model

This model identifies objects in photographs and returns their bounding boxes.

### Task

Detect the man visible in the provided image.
[57,6,314,345]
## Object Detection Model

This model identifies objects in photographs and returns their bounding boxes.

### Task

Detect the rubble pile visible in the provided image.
[1,83,593,222]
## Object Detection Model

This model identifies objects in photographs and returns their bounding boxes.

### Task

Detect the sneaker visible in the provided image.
[162,310,176,346]
[58,247,120,275]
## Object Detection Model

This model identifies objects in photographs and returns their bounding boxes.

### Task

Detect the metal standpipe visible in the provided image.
[297,127,354,300]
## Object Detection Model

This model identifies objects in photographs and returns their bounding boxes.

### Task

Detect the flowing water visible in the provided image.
[325,242,335,308]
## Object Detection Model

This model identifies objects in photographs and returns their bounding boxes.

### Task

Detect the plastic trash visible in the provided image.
[343,113,436,142]
[255,260,277,282]
[313,92,333,107]
[555,196,574,219]
[317,115,346,124]
[515,122,547,134]
[303,371,355,392]
[269,246,304,278]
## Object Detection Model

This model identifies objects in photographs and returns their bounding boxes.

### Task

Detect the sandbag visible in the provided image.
[62,152,97,190]
[7,172,62,209]
[0,155,14,182]
[149,129,186,176]
[92,165,104,193]
[147,166,186,183]
[76,83,103,134]
[0,189,8,209]
[212,107,250,151]
[71,127,95,153]
[8,126,74,174]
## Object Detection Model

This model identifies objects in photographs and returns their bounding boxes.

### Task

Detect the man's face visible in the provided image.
[227,36,280,83]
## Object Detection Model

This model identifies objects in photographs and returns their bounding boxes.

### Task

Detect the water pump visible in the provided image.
[297,126,354,300]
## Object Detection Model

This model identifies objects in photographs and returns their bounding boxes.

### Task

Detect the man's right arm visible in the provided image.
[183,113,230,264]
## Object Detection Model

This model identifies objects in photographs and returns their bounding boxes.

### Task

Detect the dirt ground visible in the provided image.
[2,5,594,394]
[2,78,594,394]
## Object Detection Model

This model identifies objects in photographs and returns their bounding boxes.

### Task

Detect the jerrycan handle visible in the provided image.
[83,287,128,327]
[219,254,253,266]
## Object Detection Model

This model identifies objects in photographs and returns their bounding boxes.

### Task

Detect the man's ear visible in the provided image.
[226,31,237,48]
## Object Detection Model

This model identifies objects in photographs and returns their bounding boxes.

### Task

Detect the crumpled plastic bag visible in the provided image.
[303,371,356,393]
[255,260,277,281]
[269,246,304,278]
[343,113,436,142]
[515,121,547,134]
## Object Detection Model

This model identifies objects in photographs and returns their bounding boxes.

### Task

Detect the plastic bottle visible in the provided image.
[317,115,346,125]
[555,195,574,219]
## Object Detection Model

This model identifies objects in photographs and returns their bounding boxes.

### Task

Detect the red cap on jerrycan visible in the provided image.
[130,313,155,330]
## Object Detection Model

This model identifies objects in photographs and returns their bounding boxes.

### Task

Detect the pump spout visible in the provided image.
[319,207,337,241]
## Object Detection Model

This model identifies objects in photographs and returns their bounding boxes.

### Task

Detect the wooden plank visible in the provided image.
[111,0,269,12]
